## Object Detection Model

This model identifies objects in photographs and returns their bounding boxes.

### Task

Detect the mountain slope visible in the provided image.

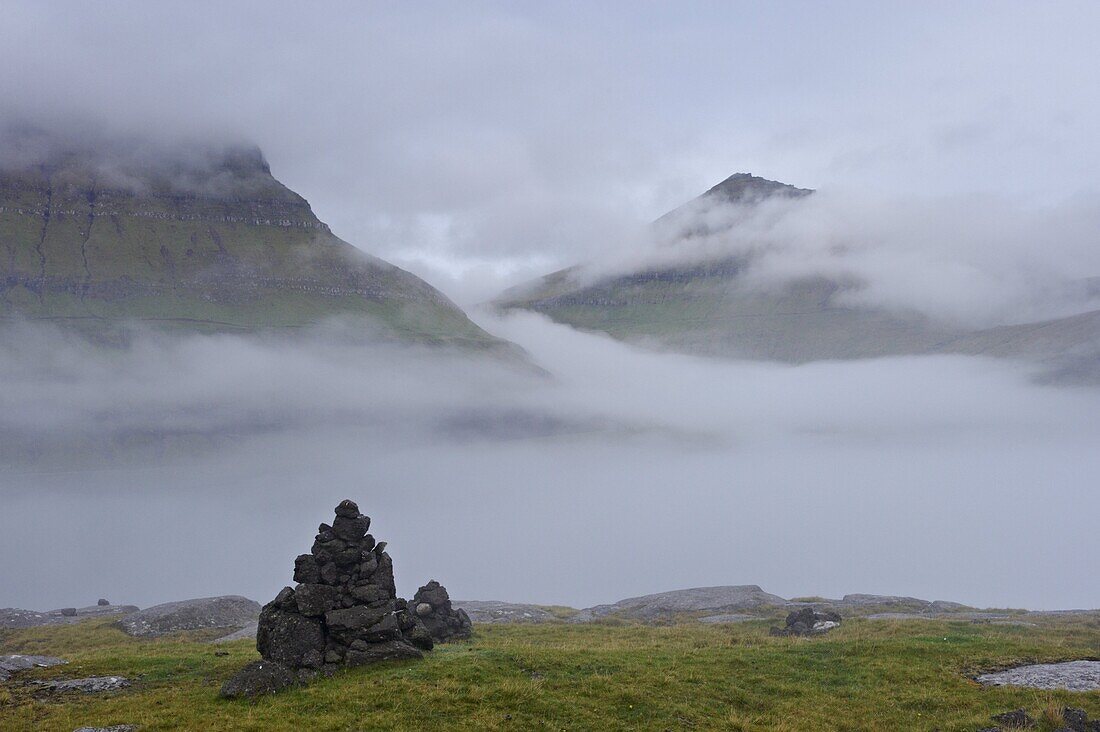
[0,131,506,349]
[495,174,1100,378]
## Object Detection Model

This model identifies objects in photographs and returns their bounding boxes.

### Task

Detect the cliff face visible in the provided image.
[0,138,501,348]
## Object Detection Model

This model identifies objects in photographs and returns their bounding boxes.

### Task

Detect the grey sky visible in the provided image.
[3,1,1099,302]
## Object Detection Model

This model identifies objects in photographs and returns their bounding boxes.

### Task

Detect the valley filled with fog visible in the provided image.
[3,312,1098,613]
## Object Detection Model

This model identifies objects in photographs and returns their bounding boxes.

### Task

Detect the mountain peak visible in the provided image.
[702,173,813,204]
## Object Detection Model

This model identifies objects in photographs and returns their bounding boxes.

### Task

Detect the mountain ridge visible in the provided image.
[494,173,1100,381]
[0,130,513,351]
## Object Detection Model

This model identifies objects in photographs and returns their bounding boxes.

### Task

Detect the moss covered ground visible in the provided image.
[2,615,1098,731]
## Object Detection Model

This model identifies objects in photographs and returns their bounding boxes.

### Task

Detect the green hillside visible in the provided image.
[0,136,505,350]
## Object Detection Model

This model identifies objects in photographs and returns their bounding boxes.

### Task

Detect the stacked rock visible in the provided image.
[255,499,424,674]
[222,499,468,698]
[408,580,472,643]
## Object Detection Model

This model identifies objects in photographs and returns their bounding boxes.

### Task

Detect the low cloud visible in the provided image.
[0,121,282,199]
[2,316,1099,612]
[576,190,1100,328]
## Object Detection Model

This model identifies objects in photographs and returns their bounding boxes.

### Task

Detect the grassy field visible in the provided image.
[1,616,1098,731]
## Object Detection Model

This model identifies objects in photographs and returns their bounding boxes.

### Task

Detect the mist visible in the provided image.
[573,189,1100,329]
[2,315,1098,613]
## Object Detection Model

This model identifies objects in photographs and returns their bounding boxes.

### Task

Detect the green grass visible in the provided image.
[2,616,1098,731]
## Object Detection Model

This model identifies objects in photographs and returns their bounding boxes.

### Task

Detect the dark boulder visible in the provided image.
[345,639,422,666]
[97,599,110,606]
[324,605,389,633]
[332,514,370,542]
[769,607,842,637]
[294,584,341,617]
[256,604,326,668]
[334,499,361,518]
[1061,707,1089,732]
[293,555,321,584]
[220,660,298,699]
[991,709,1036,728]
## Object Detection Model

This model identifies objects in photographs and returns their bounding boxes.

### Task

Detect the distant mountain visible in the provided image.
[494,174,1100,381]
[0,128,509,351]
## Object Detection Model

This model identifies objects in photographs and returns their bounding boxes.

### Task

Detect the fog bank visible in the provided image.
[2,315,1098,612]
[577,190,1100,329]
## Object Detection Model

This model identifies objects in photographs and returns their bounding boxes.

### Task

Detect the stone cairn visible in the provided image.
[410,580,472,642]
[222,500,466,698]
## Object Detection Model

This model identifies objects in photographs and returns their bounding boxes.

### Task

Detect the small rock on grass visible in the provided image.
[1061,707,1089,732]
[73,726,137,732]
[990,708,1036,728]
[219,660,298,699]
[0,654,68,682]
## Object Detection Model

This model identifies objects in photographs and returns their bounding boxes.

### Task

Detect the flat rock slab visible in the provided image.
[36,676,131,693]
[0,654,68,681]
[697,614,755,624]
[452,601,560,624]
[977,661,1100,691]
[117,596,259,637]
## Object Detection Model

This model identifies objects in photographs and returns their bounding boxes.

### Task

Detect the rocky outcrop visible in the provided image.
[1,603,137,629]
[35,676,130,693]
[117,596,259,638]
[977,661,1100,692]
[572,585,787,622]
[0,654,67,682]
[455,587,1087,626]
[409,581,472,642]
[222,500,465,697]
[769,608,842,637]
[452,601,562,624]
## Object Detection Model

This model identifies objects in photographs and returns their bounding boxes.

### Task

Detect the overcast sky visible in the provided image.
[2,3,1100,613]
[3,1,1100,303]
